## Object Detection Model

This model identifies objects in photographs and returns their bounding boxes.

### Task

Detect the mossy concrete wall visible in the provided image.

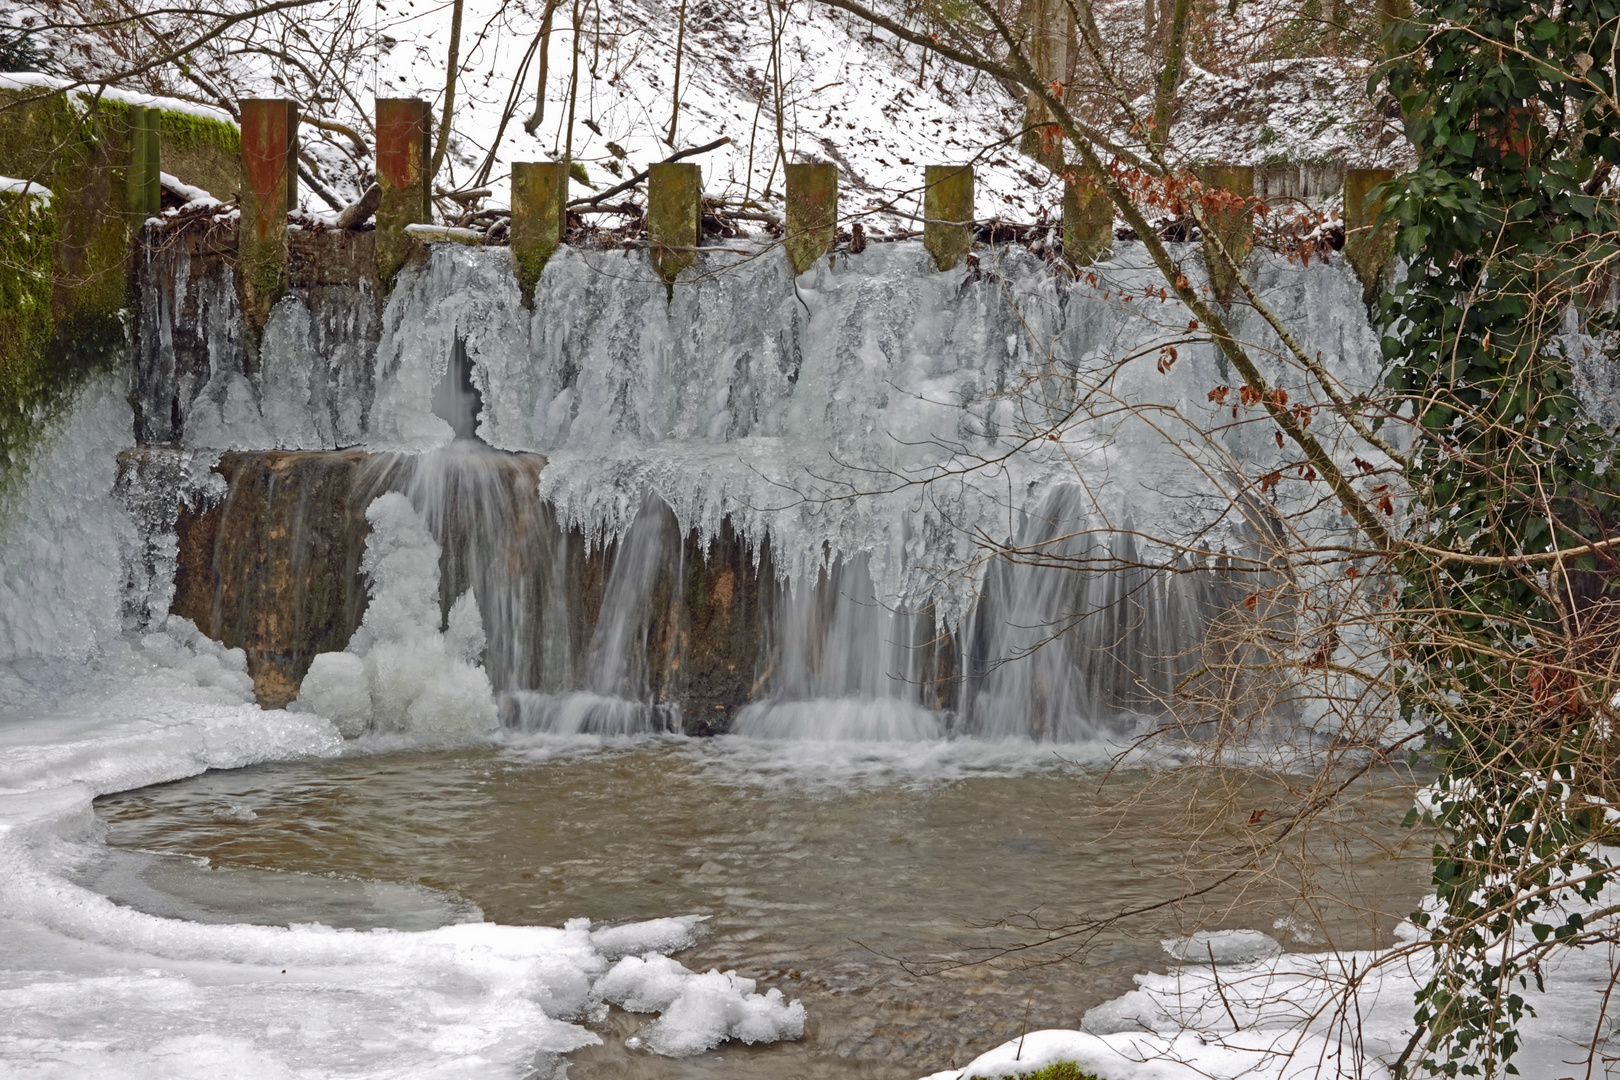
[157,108,241,199]
[0,87,237,492]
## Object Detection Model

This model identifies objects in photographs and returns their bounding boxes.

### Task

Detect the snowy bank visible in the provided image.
[919,917,1620,1080]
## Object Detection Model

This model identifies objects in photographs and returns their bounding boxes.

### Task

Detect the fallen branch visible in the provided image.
[569,136,731,207]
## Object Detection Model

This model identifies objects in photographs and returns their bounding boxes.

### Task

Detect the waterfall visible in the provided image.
[126,238,1391,741]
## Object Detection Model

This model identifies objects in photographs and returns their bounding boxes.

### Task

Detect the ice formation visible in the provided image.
[595,952,807,1056]
[0,380,798,1077]
[129,236,1400,742]
[291,492,498,738]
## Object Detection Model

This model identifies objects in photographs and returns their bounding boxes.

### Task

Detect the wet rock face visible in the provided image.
[161,448,790,728]
[171,450,373,707]
[676,522,773,734]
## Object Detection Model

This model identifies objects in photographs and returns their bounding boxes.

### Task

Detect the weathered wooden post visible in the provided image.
[647,161,701,284]
[924,165,974,272]
[1342,167,1396,298]
[784,162,837,275]
[125,105,161,220]
[510,160,569,304]
[375,97,431,286]
[1063,172,1112,265]
[239,98,298,329]
[1196,164,1255,305]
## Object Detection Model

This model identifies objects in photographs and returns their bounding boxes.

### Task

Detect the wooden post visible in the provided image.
[239,98,298,330]
[1343,167,1396,299]
[924,165,974,272]
[1196,164,1254,306]
[125,105,162,220]
[510,160,568,304]
[648,161,701,284]
[784,162,837,275]
[375,98,431,286]
[1063,172,1112,265]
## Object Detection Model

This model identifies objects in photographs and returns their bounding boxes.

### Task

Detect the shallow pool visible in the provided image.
[92,738,1432,1079]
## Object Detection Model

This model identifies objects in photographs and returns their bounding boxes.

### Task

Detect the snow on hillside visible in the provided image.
[3,0,1410,225]
[375,0,1044,229]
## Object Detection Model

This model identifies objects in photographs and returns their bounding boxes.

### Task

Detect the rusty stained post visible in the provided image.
[784,163,837,275]
[375,98,431,287]
[125,105,161,221]
[510,160,569,304]
[239,98,298,331]
[1342,167,1396,300]
[924,165,974,272]
[647,161,702,285]
[1196,164,1254,306]
[1062,171,1112,265]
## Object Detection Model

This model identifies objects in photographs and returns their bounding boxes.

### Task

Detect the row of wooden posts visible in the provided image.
[152,97,1394,321]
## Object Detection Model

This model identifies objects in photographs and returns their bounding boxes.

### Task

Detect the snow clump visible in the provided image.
[595,952,807,1057]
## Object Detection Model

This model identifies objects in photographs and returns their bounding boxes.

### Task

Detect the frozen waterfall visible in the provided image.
[128,238,1388,741]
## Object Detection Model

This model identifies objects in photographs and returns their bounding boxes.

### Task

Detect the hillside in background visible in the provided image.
[2,0,1409,226]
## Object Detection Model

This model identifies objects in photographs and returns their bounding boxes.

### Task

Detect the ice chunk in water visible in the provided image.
[590,915,707,959]
[595,951,806,1057]
[1161,928,1283,965]
[596,953,693,1012]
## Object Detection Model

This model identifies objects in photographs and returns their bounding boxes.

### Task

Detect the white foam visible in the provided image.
[732,697,946,741]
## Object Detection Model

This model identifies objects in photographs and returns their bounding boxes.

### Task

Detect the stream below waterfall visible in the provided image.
[89,738,1433,1079]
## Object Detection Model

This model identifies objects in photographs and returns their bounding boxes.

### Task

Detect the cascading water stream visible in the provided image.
[127,240,1396,743]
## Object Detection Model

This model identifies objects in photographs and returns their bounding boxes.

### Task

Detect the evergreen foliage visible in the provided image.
[1380,0,1620,1071]
[0,28,55,74]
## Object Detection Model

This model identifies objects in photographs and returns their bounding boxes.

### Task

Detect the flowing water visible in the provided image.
[92,739,1433,1079]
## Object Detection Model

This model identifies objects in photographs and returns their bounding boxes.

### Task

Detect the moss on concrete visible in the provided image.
[0,89,234,497]
[991,1064,1103,1080]
[157,108,241,198]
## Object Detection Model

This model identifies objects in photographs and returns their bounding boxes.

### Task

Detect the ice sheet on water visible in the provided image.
[290,492,499,738]
[1160,928,1284,965]
[597,952,807,1057]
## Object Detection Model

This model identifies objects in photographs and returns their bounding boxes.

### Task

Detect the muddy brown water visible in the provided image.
[92,738,1434,1079]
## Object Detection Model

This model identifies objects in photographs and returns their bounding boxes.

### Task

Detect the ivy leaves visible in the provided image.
[1375,0,1620,1073]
